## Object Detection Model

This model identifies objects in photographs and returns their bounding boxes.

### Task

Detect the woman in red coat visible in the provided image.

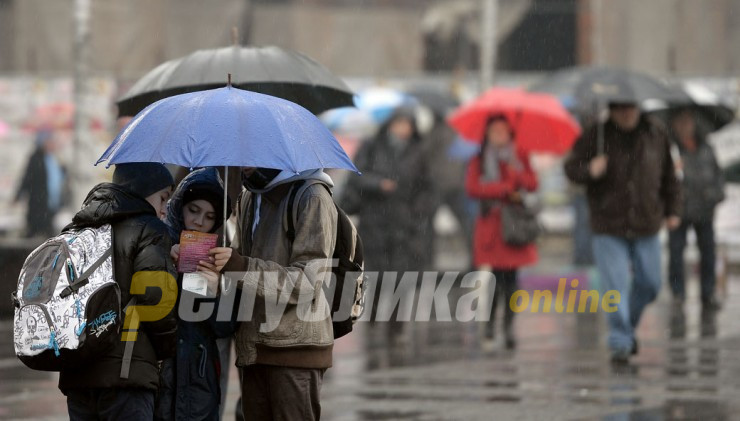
[466,114,538,349]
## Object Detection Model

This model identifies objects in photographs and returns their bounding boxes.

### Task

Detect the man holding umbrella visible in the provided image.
[565,101,682,364]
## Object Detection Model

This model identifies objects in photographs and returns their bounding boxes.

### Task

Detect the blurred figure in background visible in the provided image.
[14,129,67,238]
[668,108,725,311]
[421,105,474,264]
[569,112,599,267]
[466,114,538,350]
[343,107,435,273]
[565,102,682,364]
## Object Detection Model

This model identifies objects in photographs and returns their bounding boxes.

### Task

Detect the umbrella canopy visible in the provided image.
[448,87,581,155]
[405,86,459,118]
[643,81,736,132]
[116,46,354,117]
[529,66,689,109]
[353,87,418,125]
[320,107,377,140]
[98,86,358,174]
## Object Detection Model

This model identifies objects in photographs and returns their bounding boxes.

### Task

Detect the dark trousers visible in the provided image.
[67,388,154,421]
[486,269,518,338]
[240,364,324,421]
[668,218,716,302]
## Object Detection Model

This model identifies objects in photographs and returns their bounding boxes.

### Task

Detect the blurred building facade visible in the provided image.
[0,0,738,79]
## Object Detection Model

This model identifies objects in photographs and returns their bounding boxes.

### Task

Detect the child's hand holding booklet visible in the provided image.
[178,230,219,297]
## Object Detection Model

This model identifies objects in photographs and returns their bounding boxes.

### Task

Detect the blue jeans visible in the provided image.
[67,388,154,421]
[572,191,594,266]
[592,234,662,352]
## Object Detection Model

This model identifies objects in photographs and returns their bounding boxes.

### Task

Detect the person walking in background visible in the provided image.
[422,108,474,264]
[342,106,435,273]
[60,163,178,420]
[15,129,67,238]
[156,168,236,420]
[668,108,725,312]
[466,114,538,350]
[565,102,682,364]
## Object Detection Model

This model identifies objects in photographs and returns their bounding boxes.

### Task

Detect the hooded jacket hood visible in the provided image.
[165,167,230,239]
[66,183,157,230]
[246,169,334,195]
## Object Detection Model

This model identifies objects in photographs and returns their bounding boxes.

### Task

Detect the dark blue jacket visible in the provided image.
[156,168,236,421]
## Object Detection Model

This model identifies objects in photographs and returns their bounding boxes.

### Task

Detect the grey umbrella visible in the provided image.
[116,45,354,117]
[529,66,689,107]
[530,66,691,153]
[643,81,736,133]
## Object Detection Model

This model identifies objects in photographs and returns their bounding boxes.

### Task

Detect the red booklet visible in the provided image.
[178,230,218,273]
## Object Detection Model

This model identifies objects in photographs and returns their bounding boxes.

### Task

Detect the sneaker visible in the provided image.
[611,349,630,365]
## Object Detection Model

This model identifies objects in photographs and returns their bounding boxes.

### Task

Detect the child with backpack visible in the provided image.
[13,162,179,420]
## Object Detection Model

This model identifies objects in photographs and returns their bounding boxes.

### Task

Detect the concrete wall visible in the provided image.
[595,0,739,76]
[8,0,249,79]
[249,4,425,77]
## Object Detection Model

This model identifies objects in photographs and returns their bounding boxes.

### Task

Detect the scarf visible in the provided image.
[482,143,521,182]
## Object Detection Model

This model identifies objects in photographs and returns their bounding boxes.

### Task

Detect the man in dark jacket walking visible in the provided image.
[60,163,179,420]
[565,103,682,363]
[668,109,725,311]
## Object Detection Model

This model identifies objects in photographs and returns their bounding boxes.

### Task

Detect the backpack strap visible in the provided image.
[119,296,137,379]
[59,247,113,299]
[286,180,332,243]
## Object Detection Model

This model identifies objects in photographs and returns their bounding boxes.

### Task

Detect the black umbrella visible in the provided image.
[529,66,689,109]
[643,82,736,133]
[530,66,694,153]
[405,86,459,119]
[116,46,354,117]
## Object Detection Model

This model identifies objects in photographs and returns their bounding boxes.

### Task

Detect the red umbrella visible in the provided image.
[448,87,581,154]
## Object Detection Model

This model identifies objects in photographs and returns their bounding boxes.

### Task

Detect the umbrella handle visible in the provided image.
[223,165,229,247]
[597,99,605,155]
[220,164,232,295]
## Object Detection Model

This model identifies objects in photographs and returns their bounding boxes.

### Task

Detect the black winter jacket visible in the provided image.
[674,135,725,223]
[58,183,178,393]
[342,128,436,271]
[565,117,682,238]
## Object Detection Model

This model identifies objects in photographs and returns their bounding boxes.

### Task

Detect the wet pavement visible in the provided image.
[1,236,739,420]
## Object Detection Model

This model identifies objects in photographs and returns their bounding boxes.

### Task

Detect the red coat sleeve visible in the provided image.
[465,156,516,199]
[514,152,538,192]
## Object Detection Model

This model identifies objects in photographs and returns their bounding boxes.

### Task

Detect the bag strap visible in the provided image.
[286,180,333,242]
[59,247,113,299]
[119,296,137,379]
[286,181,305,242]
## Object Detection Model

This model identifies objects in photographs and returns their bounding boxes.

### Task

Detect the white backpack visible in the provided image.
[12,224,128,373]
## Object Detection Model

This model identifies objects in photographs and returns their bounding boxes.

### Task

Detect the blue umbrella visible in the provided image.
[97,86,358,173]
[98,85,358,248]
[353,87,417,125]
